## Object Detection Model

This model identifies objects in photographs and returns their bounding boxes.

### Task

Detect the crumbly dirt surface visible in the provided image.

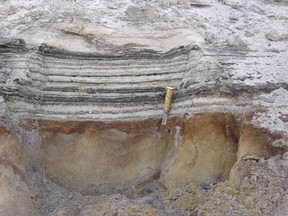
[23,153,288,216]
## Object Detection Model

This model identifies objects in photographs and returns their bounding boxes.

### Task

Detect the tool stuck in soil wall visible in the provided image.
[162,87,174,125]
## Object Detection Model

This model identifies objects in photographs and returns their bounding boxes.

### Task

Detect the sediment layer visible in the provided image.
[1,38,287,121]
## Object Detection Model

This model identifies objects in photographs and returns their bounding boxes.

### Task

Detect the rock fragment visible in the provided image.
[125,5,155,22]
[265,28,288,41]
[221,0,241,9]
[177,0,191,8]
[79,195,161,216]
[226,35,247,48]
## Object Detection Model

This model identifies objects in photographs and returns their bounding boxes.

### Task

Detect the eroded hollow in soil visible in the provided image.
[1,112,287,216]
[36,112,241,195]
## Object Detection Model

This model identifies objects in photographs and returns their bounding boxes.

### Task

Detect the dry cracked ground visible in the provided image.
[0,0,288,215]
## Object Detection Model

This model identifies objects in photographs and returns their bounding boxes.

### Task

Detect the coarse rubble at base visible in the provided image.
[164,153,288,216]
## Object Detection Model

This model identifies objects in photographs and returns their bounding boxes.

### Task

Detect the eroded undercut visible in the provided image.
[1,111,287,216]
[36,113,240,194]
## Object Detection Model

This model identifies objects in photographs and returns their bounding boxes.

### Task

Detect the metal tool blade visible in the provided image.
[162,113,168,125]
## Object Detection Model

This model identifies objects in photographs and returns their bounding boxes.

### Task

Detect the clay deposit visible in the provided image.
[0,0,288,215]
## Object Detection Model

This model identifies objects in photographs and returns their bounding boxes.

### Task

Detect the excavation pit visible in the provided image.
[0,112,287,216]
[37,112,240,195]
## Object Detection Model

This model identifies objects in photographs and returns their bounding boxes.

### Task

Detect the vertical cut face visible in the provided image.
[40,113,240,195]
[160,113,239,189]
[41,119,175,195]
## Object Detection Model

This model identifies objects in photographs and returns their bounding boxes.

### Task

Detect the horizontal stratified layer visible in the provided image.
[0,40,189,119]
[0,39,287,120]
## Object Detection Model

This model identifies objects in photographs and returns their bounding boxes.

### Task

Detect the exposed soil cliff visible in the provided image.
[0,0,288,215]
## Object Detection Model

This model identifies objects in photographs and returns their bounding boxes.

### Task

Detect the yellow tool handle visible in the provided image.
[163,87,174,113]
